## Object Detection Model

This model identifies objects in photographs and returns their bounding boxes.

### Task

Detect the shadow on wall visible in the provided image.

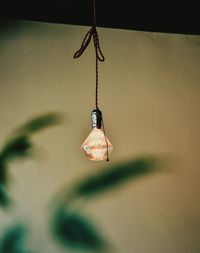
[0,112,173,252]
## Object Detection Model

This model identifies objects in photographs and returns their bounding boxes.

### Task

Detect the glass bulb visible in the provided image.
[81,127,113,161]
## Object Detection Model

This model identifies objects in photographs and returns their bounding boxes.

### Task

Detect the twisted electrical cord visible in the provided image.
[73,25,104,109]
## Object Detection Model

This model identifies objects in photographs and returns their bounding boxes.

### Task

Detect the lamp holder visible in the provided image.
[91,108,102,129]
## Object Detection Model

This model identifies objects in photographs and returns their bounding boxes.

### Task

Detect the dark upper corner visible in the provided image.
[0,0,199,35]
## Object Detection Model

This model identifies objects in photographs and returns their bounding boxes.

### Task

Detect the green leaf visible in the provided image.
[73,157,157,197]
[0,225,27,253]
[52,207,105,250]
[0,136,32,207]
[0,184,10,207]
[15,112,63,135]
[0,112,64,208]
[1,135,32,162]
[0,112,63,183]
[0,158,7,185]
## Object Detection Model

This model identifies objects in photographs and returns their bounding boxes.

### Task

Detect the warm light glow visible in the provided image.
[81,128,113,161]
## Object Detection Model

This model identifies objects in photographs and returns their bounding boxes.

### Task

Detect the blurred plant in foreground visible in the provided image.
[52,205,105,251]
[0,112,63,208]
[50,156,166,252]
[0,112,170,253]
[0,224,28,253]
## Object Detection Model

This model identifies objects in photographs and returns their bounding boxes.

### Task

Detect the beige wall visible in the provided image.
[0,18,200,253]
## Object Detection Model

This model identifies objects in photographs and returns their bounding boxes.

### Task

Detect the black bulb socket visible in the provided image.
[91,108,102,129]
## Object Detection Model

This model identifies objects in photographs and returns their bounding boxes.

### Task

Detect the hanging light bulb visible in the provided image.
[81,109,113,161]
[74,0,113,161]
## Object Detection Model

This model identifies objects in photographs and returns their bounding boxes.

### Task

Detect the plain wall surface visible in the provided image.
[0,18,200,253]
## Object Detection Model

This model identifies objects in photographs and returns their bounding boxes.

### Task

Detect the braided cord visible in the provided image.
[73,0,104,109]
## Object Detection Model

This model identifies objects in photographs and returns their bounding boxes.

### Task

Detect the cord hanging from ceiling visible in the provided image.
[73,0,113,162]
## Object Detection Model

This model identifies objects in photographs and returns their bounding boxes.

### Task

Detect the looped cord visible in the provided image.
[73,25,105,110]
[73,27,93,59]
[73,26,105,62]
